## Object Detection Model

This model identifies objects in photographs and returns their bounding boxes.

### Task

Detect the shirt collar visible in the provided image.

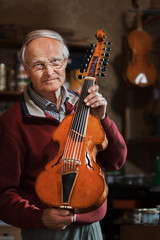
[22,83,79,118]
[27,83,69,111]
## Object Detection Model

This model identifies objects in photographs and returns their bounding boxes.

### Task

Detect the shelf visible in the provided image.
[113,199,139,209]
[0,91,22,100]
[0,90,22,96]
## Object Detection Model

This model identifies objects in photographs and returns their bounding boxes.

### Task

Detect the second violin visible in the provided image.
[125,0,157,87]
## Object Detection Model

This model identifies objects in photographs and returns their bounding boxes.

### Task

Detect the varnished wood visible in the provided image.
[126,1,157,87]
[35,114,108,213]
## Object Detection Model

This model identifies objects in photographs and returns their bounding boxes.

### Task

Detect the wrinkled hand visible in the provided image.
[84,85,107,120]
[42,208,76,229]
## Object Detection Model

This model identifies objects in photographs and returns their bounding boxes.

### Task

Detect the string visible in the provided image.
[61,79,93,175]
[71,79,91,159]
[61,57,98,175]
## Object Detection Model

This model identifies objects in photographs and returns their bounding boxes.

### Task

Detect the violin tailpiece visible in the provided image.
[61,172,78,206]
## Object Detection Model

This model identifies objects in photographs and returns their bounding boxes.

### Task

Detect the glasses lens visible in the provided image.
[31,59,65,73]
[52,59,66,70]
[33,63,44,72]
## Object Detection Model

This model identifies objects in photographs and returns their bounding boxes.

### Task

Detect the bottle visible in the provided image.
[7,69,16,91]
[0,63,7,91]
[16,63,29,92]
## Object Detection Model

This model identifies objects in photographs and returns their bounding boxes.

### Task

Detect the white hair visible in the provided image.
[18,29,70,63]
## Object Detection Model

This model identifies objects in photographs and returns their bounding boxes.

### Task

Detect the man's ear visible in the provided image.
[64,58,68,68]
[23,64,30,78]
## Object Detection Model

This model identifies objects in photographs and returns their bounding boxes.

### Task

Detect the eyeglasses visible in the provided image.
[27,58,66,73]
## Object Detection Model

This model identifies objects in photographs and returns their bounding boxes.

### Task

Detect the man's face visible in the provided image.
[24,37,68,97]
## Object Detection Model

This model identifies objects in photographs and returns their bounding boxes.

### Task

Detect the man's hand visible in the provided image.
[84,85,107,120]
[42,208,76,229]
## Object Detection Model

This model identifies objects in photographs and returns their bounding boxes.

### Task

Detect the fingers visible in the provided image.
[83,85,107,119]
[85,92,106,108]
[84,85,106,108]
[53,208,70,216]
[42,208,76,230]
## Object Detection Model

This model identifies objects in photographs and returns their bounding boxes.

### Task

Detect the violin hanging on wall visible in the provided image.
[125,0,157,87]
[35,30,111,213]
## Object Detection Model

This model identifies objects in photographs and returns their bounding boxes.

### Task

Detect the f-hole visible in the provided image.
[86,152,94,170]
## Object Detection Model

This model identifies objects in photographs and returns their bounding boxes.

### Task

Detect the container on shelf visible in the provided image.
[0,63,7,91]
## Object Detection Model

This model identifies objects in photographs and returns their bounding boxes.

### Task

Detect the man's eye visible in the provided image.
[34,63,44,68]
[52,59,60,64]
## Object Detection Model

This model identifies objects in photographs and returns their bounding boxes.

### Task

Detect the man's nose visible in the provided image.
[45,64,55,75]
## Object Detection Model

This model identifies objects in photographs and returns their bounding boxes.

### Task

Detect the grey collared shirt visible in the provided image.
[27,84,69,122]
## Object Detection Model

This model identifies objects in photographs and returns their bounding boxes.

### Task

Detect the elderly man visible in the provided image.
[0,29,127,240]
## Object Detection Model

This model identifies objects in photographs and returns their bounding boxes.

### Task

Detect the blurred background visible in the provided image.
[1,0,160,239]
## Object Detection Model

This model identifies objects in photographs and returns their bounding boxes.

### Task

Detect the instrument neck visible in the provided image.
[71,77,95,137]
[136,12,143,31]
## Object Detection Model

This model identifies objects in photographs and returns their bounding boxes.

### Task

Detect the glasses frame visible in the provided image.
[26,58,66,73]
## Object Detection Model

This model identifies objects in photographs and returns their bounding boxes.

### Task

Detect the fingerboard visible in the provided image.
[71,77,95,137]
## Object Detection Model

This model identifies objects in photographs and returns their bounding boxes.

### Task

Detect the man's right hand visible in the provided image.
[42,208,76,229]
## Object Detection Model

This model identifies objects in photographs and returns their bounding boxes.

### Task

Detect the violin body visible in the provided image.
[35,114,108,213]
[126,29,156,87]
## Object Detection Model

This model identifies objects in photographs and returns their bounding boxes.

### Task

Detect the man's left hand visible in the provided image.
[84,85,107,120]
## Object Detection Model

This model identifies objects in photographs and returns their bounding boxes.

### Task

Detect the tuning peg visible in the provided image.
[78,75,86,79]
[83,58,90,62]
[104,42,112,45]
[80,68,87,73]
[84,55,92,62]
[102,61,108,66]
[90,44,97,47]
[98,67,107,71]
[100,58,109,62]
[87,49,94,53]
[85,54,92,58]
[81,63,88,67]
[99,61,109,66]
[100,58,106,62]
[102,53,110,57]
[103,47,111,51]
[97,73,106,77]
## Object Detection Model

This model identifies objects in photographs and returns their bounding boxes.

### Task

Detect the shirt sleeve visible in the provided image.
[76,199,107,224]
[75,115,127,225]
[97,114,127,170]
